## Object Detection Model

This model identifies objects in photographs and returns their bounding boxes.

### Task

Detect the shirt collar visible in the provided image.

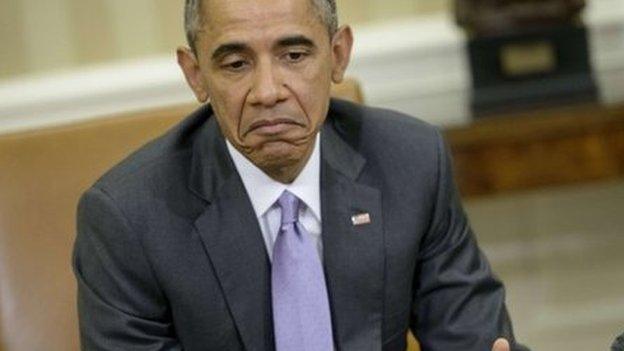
[225,134,321,221]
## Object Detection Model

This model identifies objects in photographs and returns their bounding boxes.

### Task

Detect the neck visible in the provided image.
[264,143,315,184]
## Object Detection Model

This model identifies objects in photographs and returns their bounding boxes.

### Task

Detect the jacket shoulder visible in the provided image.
[88,105,211,200]
[329,98,442,156]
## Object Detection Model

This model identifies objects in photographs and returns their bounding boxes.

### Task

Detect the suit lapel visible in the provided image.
[194,180,273,351]
[321,119,385,351]
[189,112,273,351]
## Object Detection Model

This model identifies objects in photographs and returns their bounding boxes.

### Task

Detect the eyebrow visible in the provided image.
[211,42,249,61]
[275,35,316,50]
[210,35,317,62]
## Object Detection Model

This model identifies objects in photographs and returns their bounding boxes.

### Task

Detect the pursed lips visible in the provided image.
[245,118,303,136]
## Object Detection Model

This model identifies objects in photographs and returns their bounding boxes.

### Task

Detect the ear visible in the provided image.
[330,25,354,84]
[176,46,210,103]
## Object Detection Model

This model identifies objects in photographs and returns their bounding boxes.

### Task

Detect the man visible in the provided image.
[73,0,526,350]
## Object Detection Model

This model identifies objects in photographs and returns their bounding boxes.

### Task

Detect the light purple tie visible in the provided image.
[272,190,334,351]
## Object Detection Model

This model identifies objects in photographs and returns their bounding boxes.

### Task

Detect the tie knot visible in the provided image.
[277,190,300,225]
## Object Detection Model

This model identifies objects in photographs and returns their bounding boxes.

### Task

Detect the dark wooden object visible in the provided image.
[455,0,586,36]
[467,24,598,116]
[445,104,624,197]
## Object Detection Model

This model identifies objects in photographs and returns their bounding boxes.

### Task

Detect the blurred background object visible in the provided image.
[0,1,623,351]
[455,0,599,116]
[455,0,587,36]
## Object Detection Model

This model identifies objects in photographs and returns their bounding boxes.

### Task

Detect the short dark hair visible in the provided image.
[184,0,338,53]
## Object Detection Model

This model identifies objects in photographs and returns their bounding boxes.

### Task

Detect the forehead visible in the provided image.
[200,0,325,43]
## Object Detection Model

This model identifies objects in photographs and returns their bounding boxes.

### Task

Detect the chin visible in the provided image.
[253,141,306,171]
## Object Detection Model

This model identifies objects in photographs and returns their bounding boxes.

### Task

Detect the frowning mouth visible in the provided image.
[245,118,303,136]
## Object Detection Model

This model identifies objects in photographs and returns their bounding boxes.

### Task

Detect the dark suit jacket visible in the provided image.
[73,99,522,351]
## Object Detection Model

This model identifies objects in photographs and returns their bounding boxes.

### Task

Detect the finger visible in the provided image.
[492,338,510,351]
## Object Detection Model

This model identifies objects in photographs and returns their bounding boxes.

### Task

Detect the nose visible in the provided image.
[248,59,286,107]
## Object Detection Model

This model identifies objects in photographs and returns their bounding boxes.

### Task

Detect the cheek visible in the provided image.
[287,66,332,122]
[208,79,250,138]
[288,56,329,88]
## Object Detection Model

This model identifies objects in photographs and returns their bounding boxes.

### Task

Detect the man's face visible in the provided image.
[178,0,352,179]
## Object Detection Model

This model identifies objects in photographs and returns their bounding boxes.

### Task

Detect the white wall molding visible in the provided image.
[1,0,623,135]
[0,57,192,134]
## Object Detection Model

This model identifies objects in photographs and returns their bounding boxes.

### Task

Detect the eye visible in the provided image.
[221,59,249,72]
[284,51,308,63]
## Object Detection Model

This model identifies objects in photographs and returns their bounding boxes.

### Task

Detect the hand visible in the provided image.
[492,338,510,351]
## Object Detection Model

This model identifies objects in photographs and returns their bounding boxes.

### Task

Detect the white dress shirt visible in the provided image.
[225,135,322,261]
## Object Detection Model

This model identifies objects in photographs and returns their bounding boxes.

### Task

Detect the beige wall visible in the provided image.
[340,0,449,24]
[0,0,448,80]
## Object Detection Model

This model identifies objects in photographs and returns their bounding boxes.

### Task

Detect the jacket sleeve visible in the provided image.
[72,186,182,351]
[410,129,529,351]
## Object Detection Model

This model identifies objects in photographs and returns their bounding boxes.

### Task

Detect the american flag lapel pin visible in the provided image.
[351,212,371,226]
